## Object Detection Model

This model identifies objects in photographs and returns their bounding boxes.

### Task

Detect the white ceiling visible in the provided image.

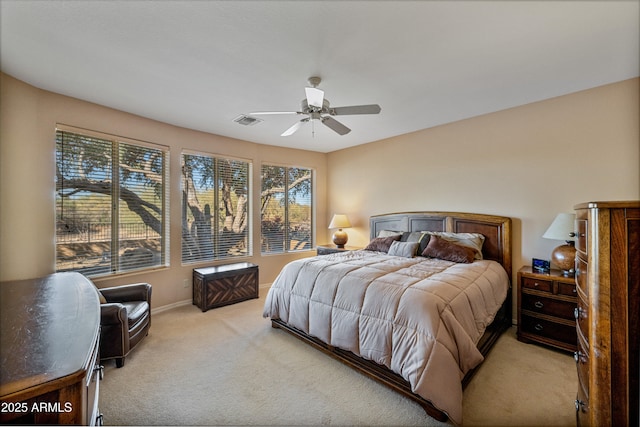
[1,1,638,153]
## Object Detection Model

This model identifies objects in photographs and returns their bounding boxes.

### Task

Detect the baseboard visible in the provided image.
[152,299,192,315]
[152,283,272,314]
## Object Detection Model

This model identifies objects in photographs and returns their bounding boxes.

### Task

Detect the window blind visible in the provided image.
[55,129,168,276]
[261,165,313,254]
[181,152,251,263]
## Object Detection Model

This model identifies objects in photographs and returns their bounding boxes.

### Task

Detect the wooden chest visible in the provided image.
[193,262,259,312]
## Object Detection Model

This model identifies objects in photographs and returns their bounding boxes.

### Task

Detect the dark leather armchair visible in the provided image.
[98,283,152,368]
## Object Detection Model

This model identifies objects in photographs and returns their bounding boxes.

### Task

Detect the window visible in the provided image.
[182,152,251,263]
[261,165,313,253]
[55,127,169,276]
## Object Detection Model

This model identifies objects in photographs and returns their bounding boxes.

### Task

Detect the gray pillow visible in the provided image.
[364,234,401,252]
[387,241,419,258]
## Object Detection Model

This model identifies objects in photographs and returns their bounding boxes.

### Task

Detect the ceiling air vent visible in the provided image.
[233,115,263,126]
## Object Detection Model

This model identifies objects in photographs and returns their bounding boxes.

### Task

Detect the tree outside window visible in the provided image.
[55,128,168,276]
[261,165,313,253]
[181,153,251,263]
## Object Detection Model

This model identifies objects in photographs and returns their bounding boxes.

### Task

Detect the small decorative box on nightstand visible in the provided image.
[316,245,361,256]
[193,262,258,312]
[517,266,577,352]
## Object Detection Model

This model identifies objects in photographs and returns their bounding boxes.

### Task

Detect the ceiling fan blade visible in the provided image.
[322,116,351,135]
[331,104,381,115]
[281,119,308,136]
[248,111,300,115]
[305,87,324,108]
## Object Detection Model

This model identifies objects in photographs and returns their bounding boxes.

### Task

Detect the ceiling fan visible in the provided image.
[248,77,381,136]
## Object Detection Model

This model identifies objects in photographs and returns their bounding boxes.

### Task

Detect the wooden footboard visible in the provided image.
[271,287,512,423]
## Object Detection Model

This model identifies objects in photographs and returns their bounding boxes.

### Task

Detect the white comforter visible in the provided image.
[263,250,510,425]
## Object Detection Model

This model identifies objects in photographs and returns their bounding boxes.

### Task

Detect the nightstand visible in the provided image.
[517,266,577,352]
[316,245,361,256]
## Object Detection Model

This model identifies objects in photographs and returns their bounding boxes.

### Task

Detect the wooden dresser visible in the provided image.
[573,201,639,427]
[0,273,103,425]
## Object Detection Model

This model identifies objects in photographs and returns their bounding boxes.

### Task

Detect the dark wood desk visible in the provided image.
[0,272,102,425]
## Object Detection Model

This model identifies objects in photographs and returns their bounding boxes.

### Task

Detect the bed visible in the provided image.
[263,211,512,425]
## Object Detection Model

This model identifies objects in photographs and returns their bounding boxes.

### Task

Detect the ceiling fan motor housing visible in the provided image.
[301,98,331,115]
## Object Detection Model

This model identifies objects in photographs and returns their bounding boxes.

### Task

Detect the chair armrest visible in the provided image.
[100,283,152,304]
[100,302,128,326]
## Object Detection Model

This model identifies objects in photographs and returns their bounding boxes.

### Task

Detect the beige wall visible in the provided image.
[326,78,639,303]
[2,73,638,312]
[0,73,328,309]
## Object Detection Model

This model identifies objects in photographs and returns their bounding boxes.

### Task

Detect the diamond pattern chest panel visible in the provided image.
[193,263,259,312]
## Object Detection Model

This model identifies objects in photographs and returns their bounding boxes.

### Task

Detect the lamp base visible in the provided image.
[332,229,348,248]
[551,242,576,277]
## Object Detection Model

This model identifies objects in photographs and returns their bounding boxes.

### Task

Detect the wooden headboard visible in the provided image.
[370,211,512,279]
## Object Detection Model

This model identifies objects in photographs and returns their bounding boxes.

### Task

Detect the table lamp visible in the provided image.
[542,213,577,276]
[328,214,351,248]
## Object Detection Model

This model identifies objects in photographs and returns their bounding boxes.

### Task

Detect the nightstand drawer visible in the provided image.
[557,281,577,297]
[520,314,577,346]
[522,276,553,293]
[521,293,576,320]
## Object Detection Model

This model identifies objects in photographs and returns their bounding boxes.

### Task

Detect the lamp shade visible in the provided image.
[542,213,576,242]
[328,214,351,229]
[543,212,577,276]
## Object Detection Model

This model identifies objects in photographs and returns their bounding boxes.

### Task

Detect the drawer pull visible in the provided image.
[534,301,544,309]
[534,323,543,331]
[573,351,587,364]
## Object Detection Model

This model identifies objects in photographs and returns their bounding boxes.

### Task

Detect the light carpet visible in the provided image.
[100,292,577,426]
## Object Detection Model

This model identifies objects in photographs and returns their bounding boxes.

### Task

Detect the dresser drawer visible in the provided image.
[576,382,589,427]
[520,314,577,346]
[521,293,576,320]
[575,257,588,297]
[522,276,553,293]
[575,294,589,340]
[575,218,587,254]
[575,333,589,397]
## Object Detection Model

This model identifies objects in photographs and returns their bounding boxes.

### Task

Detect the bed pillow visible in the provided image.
[377,230,403,238]
[423,231,485,259]
[402,231,432,256]
[421,235,475,263]
[387,241,419,258]
[364,234,401,253]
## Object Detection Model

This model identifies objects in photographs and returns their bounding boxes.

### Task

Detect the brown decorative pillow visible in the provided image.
[364,234,401,253]
[421,235,475,263]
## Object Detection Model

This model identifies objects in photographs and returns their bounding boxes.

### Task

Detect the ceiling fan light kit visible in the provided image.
[245,76,381,137]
